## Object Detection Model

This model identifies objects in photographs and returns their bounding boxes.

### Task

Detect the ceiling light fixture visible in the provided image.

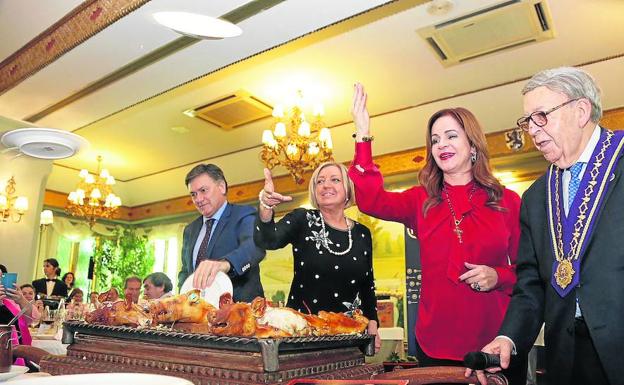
[66,156,122,228]
[1,128,88,160]
[426,0,454,16]
[261,91,333,184]
[153,11,242,39]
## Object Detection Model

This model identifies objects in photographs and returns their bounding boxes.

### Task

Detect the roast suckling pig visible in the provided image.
[84,290,369,338]
[148,289,216,324]
[211,295,369,337]
[84,297,150,327]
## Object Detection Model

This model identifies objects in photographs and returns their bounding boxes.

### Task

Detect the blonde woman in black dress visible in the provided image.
[254,162,380,352]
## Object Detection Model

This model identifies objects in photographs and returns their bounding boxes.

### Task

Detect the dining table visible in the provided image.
[28,327,67,355]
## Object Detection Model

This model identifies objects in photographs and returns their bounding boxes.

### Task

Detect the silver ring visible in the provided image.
[472,282,481,291]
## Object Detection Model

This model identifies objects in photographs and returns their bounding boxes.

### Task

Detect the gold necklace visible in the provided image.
[443,183,477,244]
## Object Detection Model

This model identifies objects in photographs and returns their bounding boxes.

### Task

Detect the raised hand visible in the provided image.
[259,168,292,208]
[351,83,370,139]
[257,168,292,222]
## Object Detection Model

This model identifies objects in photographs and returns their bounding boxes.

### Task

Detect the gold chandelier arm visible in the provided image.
[260,93,333,184]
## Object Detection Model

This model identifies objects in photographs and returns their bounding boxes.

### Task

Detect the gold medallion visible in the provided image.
[554,259,575,289]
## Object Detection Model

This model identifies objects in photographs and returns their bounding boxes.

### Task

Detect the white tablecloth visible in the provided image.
[31,338,67,355]
[7,372,50,382]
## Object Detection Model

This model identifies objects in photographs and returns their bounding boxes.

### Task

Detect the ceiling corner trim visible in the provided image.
[0,0,152,95]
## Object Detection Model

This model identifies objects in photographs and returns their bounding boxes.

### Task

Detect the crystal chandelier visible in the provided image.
[0,176,28,223]
[261,91,333,184]
[66,156,122,228]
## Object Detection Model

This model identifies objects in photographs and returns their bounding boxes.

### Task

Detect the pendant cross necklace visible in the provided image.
[443,184,477,244]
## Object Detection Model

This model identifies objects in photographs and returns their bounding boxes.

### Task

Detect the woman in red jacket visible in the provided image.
[349,83,526,385]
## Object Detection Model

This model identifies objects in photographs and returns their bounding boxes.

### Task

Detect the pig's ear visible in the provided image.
[219,292,233,309]
[250,296,266,318]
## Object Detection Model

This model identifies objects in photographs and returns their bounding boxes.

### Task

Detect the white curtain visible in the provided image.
[36,216,122,277]
[138,222,187,290]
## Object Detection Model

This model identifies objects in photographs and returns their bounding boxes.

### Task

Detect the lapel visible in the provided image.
[206,203,232,259]
[580,153,623,265]
[577,128,624,265]
[53,279,65,296]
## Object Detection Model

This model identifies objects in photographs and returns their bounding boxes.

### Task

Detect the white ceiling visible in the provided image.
[1,0,623,206]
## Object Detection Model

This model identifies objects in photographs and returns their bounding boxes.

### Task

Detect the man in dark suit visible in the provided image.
[178,164,265,302]
[32,258,68,298]
[471,67,624,385]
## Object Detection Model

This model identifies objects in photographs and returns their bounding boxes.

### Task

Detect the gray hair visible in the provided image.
[144,272,173,293]
[184,164,228,192]
[522,67,602,123]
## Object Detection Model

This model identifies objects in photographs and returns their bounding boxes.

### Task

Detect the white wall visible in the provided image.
[0,117,52,283]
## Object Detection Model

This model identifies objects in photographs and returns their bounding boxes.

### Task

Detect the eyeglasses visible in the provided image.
[516,98,580,132]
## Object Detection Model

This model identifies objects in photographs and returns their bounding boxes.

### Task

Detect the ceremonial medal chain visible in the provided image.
[443,183,477,244]
[552,131,612,289]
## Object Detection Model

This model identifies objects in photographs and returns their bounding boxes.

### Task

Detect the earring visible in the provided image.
[471,152,477,163]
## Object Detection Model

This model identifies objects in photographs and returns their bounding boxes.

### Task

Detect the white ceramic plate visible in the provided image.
[180,271,233,308]
[0,365,28,382]
[9,372,193,385]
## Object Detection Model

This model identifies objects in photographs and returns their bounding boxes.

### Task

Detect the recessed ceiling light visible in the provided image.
[153,11,242,39]
[170,126,190,134]
[426,0,454,16]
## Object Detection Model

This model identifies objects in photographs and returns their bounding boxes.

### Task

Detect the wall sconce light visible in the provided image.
[0,176,28,223]
[40,210,54,230]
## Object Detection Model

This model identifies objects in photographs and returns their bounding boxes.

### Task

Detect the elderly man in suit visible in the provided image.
[470,67,624,385]
[178,164,265,302]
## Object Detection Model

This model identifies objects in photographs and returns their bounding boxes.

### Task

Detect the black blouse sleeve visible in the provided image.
[359,224,378,323]
[254,208,306,250]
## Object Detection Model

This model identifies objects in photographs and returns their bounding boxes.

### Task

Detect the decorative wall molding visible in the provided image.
[0,0,152,94]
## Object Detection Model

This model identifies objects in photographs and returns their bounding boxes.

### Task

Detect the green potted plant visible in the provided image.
[93,227,154,293]
[383,353,419,372]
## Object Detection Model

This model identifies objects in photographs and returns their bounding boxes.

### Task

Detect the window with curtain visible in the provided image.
[43,236,94,297]
[151,237,179,291]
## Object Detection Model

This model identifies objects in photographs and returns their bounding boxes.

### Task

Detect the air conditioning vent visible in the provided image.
[190,90,272,130]
[417,0,554,67]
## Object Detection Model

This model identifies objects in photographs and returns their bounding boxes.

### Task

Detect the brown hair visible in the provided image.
[418,107,504,215]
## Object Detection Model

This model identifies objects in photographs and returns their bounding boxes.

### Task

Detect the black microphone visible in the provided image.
[463,352,501,370]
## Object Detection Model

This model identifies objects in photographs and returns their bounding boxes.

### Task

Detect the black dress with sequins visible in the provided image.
[254,208,378,322]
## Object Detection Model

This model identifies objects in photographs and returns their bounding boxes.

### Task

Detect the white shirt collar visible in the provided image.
[576,124,601,164]
[203,201,227,222]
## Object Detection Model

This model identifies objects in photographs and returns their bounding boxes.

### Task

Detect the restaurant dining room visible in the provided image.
[1,0,623,384]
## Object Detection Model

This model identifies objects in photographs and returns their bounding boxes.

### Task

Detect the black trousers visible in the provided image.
[414,338,528,385]
[569,317,609,385]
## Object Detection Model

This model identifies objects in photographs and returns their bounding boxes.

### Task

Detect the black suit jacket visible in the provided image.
[499,134,624,385]
[178,203,265,302]
[32,278,68,298]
